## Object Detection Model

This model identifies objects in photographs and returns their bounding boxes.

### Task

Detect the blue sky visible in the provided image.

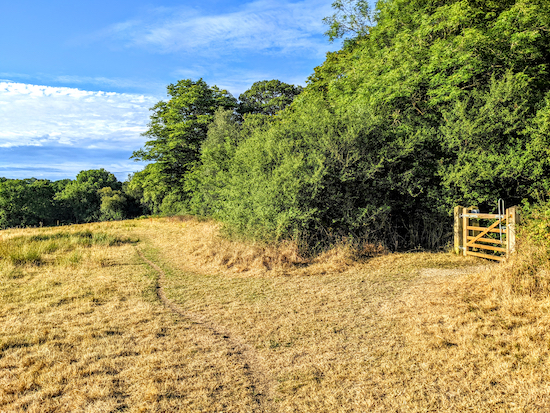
[0,0,356,181]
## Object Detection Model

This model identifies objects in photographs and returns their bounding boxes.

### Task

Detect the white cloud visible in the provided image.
[0,82,157,150]
[0,72,164,94]
[99,0,333,56]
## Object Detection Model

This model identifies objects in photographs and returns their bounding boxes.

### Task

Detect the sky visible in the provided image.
[0,0,357,182]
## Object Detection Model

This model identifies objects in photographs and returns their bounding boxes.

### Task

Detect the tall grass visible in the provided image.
[0,230,135,267]
[0,237,43,266]
[492,201,550,298]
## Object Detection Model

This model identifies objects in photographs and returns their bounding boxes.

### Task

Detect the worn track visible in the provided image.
[136,248,275,413]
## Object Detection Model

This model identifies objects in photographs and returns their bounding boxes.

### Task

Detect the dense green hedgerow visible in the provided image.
[191,0,550,249]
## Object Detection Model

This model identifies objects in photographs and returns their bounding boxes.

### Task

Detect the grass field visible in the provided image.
[2,218,550,412]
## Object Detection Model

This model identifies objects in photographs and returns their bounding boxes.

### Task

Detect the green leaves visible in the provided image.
[131,79,237,208]
[188,108,242,216]
[0,170,130,228]
[117,0,550,250]
[238,80,303,117]
[214,0,550,248]
[0,179,59,229]
[323,0,372,42]
[98,187,127,221]
[55,169,121,223]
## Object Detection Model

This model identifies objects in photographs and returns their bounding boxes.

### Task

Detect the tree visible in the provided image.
[0,179,58,228]
[121,179,148,217]
[56,169,121,223]
[126,164,171,215]
[98,187,127,221]
[323,0,372,42]
[189,108,242,216]
[131,79,237,210]
[237,80,303,117]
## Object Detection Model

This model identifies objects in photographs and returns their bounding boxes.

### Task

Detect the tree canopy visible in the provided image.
[129,78,304,214]
[130,79,237,214]
[56,169,122,223]
[237,80,303,116]
[121,0,550,250]
[0,179,61,228]
[0,169,142,229]
[323,0,372,42]
[198,0,550,249]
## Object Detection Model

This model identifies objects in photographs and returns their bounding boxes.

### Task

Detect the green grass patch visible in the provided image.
[0,230,137,268]
[0,239,43,266]
[56,250,82,267]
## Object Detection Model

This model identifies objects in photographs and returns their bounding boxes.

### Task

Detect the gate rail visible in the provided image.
[454,206,520,262]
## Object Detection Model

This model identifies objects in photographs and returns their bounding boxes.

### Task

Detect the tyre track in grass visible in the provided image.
[136,248,275,413]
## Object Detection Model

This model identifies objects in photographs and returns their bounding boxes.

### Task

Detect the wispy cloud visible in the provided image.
[95,0,333,56]
[51,75,165,92]
[0,82,157,150]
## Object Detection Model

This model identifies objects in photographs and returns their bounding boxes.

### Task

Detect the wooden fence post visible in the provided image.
[506,206,520,257]
[463,207,470,256]
[469,205,479,240]
[454,206,464,255]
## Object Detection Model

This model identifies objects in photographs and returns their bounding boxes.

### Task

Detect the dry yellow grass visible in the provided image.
[2,217,550,412]
[0,223,259,412]
[155,216,385,277]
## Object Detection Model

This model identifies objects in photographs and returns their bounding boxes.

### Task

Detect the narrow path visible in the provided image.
[136,248,275,413]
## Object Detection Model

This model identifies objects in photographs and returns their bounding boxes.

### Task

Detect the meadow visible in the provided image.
[1,217,550,412]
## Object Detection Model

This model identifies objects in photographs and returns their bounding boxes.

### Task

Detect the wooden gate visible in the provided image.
[454,206,520,262]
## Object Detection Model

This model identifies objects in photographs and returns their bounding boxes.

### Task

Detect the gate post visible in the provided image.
[454,206,464,255]
[506,206,520,257]
[469,205,480,240]
[462,207,469,256]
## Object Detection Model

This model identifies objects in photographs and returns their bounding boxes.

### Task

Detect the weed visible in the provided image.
[42,241,59,254]
[66,250,82,266]
[269,340,280,349]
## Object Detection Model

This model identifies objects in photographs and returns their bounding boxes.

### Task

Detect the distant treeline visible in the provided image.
[0,170,143,228]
